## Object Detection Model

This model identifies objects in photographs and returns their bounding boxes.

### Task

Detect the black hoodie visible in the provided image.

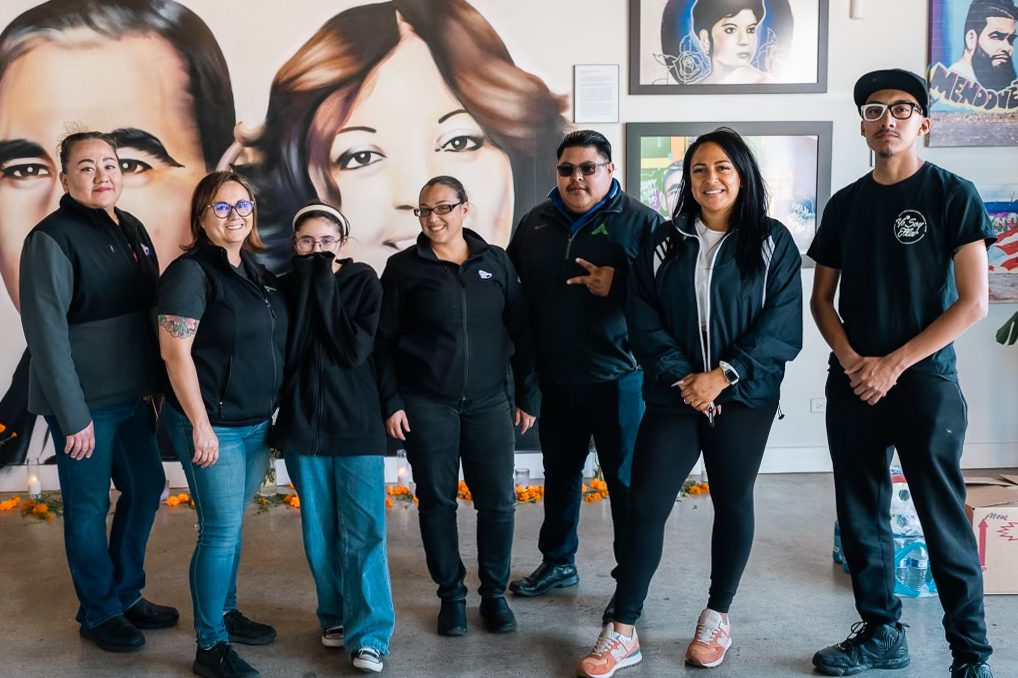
[271,253,386,456]
[376,229,539,417]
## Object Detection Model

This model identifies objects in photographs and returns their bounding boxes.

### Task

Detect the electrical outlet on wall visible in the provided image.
[810,397,827,413]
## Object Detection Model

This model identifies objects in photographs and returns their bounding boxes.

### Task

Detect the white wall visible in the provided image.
[0,0,1015,485]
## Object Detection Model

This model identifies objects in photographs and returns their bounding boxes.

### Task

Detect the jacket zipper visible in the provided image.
[459,271,470,400]
[692,228,733,374]
[218,357,233,420]
[231,263,278,418]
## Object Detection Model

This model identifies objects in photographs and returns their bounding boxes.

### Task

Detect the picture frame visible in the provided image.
[625,121,833,264]
[981,184,1018,302]
[927,0,1018,147]
[629,0,830,94]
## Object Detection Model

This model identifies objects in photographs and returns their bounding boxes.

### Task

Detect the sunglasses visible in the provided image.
[556,161,610,178]
[208,200,255,219]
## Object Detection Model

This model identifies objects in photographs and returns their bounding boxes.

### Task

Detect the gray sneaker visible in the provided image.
[352,647,383,673]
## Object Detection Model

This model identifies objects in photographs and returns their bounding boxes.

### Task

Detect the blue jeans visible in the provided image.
[162,405,270,648]
[45,398,165,628]
[284,452,394,655]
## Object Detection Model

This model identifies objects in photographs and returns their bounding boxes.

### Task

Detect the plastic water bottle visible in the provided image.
[902,546,929,593]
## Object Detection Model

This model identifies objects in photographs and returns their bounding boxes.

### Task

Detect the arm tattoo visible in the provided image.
[158,315,199,339]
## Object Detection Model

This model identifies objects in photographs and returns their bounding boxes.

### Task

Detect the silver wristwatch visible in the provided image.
[718,360,740,385]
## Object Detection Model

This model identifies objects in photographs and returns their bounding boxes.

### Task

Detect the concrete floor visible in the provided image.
[0,473,1014,678]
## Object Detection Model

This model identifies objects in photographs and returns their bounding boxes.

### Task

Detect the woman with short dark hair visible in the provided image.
[577,128,803,676]
[376,175,538,637]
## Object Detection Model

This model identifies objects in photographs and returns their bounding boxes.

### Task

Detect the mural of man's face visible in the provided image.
[0,30,207,310]
[971,16,1017,90]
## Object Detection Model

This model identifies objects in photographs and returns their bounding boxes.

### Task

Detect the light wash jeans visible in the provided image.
[46,398,165,628]
[162,404,270,648]
[284,452,395,655]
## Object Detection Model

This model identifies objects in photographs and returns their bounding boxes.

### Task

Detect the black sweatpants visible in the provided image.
[403,391,516,601]
[826,371,991,663]
[612,400,778,624]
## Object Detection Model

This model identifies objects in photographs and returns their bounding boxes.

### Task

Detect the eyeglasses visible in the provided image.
[414,202,462,218]
[859,102,922,121]
[208,200,255,219]
[556,161,610,178]
[294,236,342,252]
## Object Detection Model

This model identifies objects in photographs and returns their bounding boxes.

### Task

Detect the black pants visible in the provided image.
[826,371,990,663]
[537,370,644,569]
[404,391,516,601]
[612,401,777,624]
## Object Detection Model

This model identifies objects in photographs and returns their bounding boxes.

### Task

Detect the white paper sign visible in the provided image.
[574,64,619,123]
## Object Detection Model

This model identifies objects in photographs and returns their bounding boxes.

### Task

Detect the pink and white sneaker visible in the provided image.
[685,608,732,668]
[576,623,642,677]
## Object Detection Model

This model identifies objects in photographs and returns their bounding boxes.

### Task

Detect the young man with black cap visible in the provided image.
[808,69,995,678]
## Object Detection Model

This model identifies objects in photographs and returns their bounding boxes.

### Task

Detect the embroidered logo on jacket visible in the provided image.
[591,223,609,236]
[478,270,493,279]
[893,210,927,245]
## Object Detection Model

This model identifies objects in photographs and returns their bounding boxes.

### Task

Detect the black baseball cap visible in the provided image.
[853,69,929,116]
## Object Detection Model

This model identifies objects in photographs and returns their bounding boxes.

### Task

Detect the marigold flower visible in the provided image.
[177,493,190,502]
[166,497,180,506]
[0,423,6,433]
[385,496,394,509]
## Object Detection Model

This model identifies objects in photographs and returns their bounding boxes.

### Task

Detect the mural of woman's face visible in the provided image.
[701,9,760,69]
[316,33,514,272]
[0,31,207,310]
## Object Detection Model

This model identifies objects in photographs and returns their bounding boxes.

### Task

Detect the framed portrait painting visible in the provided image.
[625,121,832,263]
[982,184,1018,302]
[629,0,829,94]
[927,0,1018,146]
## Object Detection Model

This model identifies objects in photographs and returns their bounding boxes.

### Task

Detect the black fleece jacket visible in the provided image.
[376,229,539,417]
[271,254,386,456]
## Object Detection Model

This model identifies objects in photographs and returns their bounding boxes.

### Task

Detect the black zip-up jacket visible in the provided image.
[20,195,161,434]
[158,240,288,426]
[271,253,386,456]
[628,216,803,410]
[507,186,662,386]
[376,229,539,418]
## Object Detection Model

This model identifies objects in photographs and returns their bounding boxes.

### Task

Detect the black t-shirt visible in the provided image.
[808,162,995,383]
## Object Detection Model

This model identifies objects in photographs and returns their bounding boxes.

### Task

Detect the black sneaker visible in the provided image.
[479,596,517,633]
[223,609,276,646]
[79,615,145,652]
[951,661,993,678]
[812,621,909,676]
[124,597,180,629]
[437,599,467,637]
[194,642,259,678]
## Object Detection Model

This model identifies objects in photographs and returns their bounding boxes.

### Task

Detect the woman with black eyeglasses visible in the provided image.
[158,171,287,678]
[376,175,539,638]
[270,201,394,673]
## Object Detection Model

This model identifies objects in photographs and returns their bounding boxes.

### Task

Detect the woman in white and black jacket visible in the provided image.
[270,202,394,674]
[376,176,539,638]
[577,129,803,677]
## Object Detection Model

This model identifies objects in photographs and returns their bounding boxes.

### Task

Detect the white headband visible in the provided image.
[292,204,350,237]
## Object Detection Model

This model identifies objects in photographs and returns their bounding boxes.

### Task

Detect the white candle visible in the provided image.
[27,475,41,498]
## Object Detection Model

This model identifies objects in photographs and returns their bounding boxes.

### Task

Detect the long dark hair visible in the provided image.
[673,127,769,279]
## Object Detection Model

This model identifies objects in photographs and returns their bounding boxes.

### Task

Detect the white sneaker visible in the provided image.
[352,647,384,673]
[576,623,642,677]
[321,625,345,648]
[685,608,732,668]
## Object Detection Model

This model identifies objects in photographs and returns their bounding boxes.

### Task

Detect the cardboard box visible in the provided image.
[965,474,1018,595]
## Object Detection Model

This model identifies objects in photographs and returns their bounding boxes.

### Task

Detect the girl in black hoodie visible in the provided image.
[376,176,539,637]
[271,202,394,673]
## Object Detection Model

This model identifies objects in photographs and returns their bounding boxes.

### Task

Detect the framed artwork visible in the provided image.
[625,121,832,263]
[928,0,1018,147]
[982,184,1018,302]
[629,0,829,94]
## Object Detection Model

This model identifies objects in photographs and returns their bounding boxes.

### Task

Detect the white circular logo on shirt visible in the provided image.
[893,210,927,245]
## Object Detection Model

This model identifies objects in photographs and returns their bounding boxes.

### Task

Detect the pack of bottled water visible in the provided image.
[831,467,938,598]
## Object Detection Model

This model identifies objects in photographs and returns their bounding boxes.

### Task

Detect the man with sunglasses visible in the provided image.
[507,130,661,605]
[809,69,996,678]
